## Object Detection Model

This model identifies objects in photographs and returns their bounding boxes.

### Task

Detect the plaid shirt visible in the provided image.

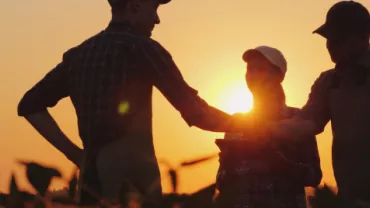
[216,107,321,208]
[216,165,307,208]
[17,21,231,205]
[17,21,224,151]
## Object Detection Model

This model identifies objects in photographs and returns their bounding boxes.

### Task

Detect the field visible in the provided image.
[0,158,367,208]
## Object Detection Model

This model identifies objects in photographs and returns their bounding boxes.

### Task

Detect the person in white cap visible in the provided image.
[215,46,322,208]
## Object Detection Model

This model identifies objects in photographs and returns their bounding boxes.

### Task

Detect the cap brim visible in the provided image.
[313,23,332,38]
[159,0,171,4]
[242,49,263,63]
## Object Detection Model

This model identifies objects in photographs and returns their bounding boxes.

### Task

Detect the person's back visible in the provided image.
[64,24,165,204]
[66,23,158,152]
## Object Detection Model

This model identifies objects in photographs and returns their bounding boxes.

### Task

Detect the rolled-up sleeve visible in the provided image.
[297,70,334,134]
[138,40,226,127]
[17,50,72,116]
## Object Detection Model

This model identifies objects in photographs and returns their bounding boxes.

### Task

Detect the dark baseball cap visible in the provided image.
[108,0,171,7]
[313,1,370,39]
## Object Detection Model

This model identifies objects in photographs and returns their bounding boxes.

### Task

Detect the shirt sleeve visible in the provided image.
[17,49,74,116]
[297,70,334,134]
[138,39,229,128]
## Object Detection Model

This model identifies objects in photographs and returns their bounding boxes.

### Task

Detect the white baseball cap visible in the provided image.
[242,46,287,76]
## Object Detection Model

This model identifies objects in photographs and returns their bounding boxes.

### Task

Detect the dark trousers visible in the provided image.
[76,152,163,206]
[77,153,102,206]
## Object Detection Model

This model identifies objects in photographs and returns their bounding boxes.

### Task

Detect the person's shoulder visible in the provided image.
[139,37,161,46]
[319,68,336,78]
[310,68,337,90]
[137,38,172,56]
[62,32,105,58]
[317,68,336,82]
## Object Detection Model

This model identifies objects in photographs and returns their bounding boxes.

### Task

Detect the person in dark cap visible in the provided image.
[17,0,237,205]
[215,46,322,208]
[265,0,370,204]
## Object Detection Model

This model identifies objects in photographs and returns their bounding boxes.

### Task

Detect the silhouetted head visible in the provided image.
[242,46,287,98]
[107,0,170,37]
[313,1,370,64]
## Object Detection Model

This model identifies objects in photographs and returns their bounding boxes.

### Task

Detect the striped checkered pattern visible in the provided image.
[216,168,307,208]
[18,21,209,150]
[18,21,217,205]
[215,107,320,208]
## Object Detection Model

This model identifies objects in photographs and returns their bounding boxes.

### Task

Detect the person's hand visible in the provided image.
[235,113,269,140]
[267,118,317,142]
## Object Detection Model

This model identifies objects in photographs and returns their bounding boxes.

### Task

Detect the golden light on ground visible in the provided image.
[218,79,253,115]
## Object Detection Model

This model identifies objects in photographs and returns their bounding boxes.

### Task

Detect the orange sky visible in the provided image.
[1,0,369,195]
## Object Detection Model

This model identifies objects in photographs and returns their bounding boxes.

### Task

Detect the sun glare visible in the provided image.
[218,80,253,115]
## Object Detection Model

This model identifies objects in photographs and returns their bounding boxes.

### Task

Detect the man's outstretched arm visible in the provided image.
[267,118,319,139]
[18,50,83,166]
[267,71,333,140]
[139,40,236,132]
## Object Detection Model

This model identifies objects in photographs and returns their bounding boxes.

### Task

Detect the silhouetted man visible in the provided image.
[17,0,235,205]
[268,1,370,204]
[215,46,322,208]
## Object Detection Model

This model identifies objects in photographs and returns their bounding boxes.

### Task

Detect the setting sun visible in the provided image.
[218,79,254,114]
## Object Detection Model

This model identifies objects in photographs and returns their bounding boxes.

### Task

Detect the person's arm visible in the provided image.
[268,71,333,140]
[17,49,83,166]
[23,111,83,166]
[138,40,234,132]
[268,118,318,140]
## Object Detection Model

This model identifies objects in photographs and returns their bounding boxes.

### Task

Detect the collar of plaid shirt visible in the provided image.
[106,20,141,35]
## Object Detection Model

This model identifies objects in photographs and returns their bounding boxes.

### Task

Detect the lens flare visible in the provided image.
[118,101,130,115]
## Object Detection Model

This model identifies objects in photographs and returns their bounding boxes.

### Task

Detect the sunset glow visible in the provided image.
[219,80,253,114]
[2,0,369,196]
